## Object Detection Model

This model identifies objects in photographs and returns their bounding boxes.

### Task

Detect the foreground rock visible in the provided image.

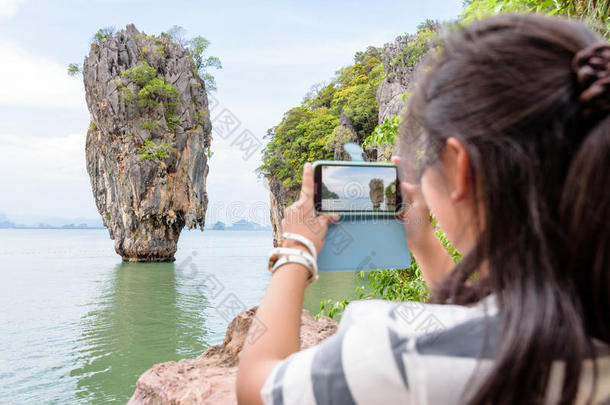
[128,307,338,405]
[83,24,212,261]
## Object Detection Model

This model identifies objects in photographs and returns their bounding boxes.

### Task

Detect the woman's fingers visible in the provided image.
[397,181,428,222]
[400,181,418,205]
[298,163,314,206]
[318,214,340,226]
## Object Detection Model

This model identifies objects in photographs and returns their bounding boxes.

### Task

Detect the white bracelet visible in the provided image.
[271,254,319,285]
[268,247,318,273]
[281,232,317,259]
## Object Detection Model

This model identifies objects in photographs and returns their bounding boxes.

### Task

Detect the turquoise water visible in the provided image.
[0,229,361,404]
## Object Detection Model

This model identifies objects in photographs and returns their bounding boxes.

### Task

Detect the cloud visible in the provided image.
[218,33,395,68]
[0,38,87,110]
[0,132,99,219]
[0,0,24,18]
[0,133,86,182]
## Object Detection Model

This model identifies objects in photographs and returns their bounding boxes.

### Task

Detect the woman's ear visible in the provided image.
[444,137,471,202]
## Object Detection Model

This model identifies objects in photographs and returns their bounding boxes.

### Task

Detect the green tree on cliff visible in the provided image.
[166,25,223,91]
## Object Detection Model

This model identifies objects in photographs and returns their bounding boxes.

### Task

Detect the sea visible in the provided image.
[0,229,361,404]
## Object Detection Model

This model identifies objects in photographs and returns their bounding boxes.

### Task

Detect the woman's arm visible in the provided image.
[236,163,337,405]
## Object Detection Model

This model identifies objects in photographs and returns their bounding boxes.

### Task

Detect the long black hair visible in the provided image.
[398,13,610,404]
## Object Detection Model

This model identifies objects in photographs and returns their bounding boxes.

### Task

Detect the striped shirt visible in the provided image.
[261,295,610,404]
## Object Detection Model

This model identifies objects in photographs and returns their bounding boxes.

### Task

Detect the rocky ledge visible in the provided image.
[128,307,338,405]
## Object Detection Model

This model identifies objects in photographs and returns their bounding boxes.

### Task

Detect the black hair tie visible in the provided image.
[572,41,610,119]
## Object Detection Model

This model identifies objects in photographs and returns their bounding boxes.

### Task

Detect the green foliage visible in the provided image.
[165,25,188,46]
[122,62,157,87]
[362,265,429,302]
[194,111,207,129]
[138,140,175,161]
[205,146,214,159]
[317,299,350,320]
[189,36,223,91]
[364,114,401,148]
[165,111,182,131]
[391,25,437,67]
[67,63,81,76]
[92,27,115,45]
[165,25,223,91]
[120,62,180,127]
[140,120,161,132]
[259,106,338,203]
[137,77,179,110]
[462,0,610,36]
[328,47,385,139]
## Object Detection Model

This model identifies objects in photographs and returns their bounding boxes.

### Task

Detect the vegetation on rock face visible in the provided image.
[69,25,222,92]
[138,139,176,161]
[462,0,610,35]
[117,60,182,140]
[390,21,438,67]
[92,27,115,46]
[165,25,223,91]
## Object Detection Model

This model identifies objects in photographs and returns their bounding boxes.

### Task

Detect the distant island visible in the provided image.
[0,213,105,229]
[321,183,339,199]
[0,222,106,230]
[212,221,226,230]
[208,219,271,231]
[0,213,271,232]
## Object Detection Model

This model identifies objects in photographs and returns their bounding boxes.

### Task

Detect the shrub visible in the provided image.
[137,77,179,110]
[91,27,115,46]
[364,114,401,147]
[138,140,175,161]
[140,120,161,132]
[165,26,223,91]
[120,63,179,118]
[390,26,437,67]
[67,63,81,76]
[165,111,182,131]
[122,62,157,87]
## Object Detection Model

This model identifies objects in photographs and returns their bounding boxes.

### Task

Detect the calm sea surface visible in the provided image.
[0,229,361,404]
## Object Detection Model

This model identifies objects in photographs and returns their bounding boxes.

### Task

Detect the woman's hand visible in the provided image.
[392,156,454,288]
[281,162,339,254]
[392,156,434,245]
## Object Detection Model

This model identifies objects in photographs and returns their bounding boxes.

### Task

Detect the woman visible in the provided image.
[237,13,610,404]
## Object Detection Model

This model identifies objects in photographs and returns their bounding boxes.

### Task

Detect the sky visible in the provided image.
[323,166,396,200]
[0,0,464,226]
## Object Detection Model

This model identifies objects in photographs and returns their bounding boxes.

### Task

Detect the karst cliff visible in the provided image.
[83,24,212,262]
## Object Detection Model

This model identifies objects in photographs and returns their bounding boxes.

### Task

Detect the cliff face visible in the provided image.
[84,25,211,262]
[268,178,286,246]
[376,21,439,124]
